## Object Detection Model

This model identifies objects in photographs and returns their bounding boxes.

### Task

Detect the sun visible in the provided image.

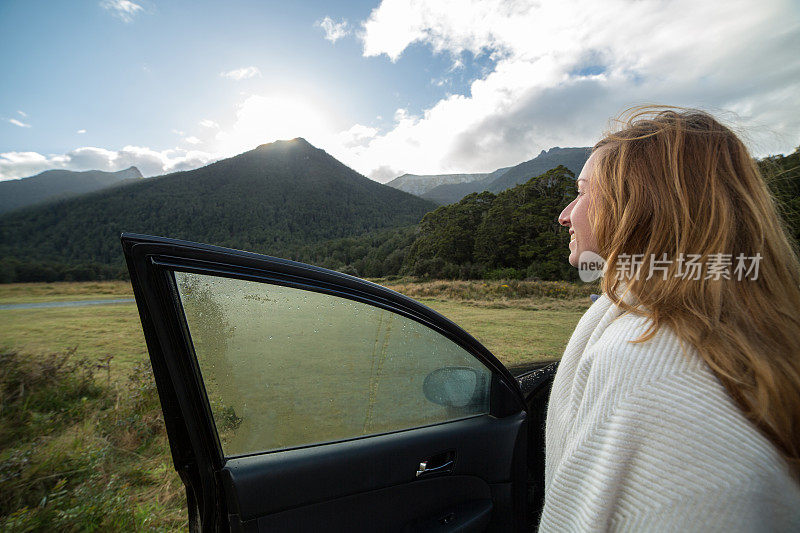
[216,94,335,155]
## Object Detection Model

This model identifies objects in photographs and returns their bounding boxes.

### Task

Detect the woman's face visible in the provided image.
[559,150,600,267]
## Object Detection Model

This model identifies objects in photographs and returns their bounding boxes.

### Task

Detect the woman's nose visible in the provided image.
[558,203,572,227]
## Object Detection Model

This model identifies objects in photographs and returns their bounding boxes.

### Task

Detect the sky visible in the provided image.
[1,0,799,182]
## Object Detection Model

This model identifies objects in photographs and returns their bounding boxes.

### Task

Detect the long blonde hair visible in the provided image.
[590,106,800,477]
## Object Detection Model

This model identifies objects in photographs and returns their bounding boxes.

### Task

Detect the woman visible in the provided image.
[541,107,800,531]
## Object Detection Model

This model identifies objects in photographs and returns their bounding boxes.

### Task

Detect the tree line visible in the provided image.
[2,148,798,284]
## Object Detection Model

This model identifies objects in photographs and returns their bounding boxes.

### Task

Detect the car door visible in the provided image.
[122,233,548,532]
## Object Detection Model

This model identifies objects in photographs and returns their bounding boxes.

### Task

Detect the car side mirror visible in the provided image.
[423,367,483,408]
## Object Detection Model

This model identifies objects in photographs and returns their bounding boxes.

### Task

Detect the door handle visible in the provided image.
[416,460,454,477]
[415,450,456,477]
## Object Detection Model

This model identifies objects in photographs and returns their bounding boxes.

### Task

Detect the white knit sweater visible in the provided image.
[539,292,800,532]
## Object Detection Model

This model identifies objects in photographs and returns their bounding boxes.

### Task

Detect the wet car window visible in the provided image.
[173,271,492,457]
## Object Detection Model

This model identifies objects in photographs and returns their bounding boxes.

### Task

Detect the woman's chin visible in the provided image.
[568,250,579,268]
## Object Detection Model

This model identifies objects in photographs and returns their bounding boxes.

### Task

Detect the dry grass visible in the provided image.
[0,281,133,304]
[380,278,599,301]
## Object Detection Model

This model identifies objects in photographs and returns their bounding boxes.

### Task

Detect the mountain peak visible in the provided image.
[255,137,315,152]
[119,166,143,179]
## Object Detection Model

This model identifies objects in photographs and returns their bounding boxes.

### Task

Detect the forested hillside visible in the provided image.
[487,147,590,193]
[420,176,495,205]
[0,139,435,281]
[0,167,142,214]
[760,147,800,248]
[404,166,579,281]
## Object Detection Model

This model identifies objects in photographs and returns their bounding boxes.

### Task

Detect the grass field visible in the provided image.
[0,279,594,531]
[0,279,593,375]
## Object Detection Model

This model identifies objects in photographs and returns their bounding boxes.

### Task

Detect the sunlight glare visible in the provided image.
[216,94,335,156]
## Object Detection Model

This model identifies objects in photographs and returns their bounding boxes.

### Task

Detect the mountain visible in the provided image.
[419,167,510,204]
[386,172,489,196]
[0,138,436,269]
[487,147,590,192]
[421,176,494,205]
[420,147,590,205]
[0,166,143,214]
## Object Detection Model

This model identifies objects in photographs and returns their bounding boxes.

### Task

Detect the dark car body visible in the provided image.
[122,233,558,532]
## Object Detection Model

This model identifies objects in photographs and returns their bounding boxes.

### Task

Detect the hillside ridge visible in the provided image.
[0,139,435,268]
[420,147,590,204]
[0,166,143,214]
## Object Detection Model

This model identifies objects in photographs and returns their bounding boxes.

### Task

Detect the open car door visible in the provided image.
[122,233,544,532]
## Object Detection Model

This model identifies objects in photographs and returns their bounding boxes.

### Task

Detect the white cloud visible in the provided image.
[336,124,379,149]
[0,146,217,181]
[317,16,350,43]
[199,119,219,129]
[171,129,184,136]
[100,0,143,23]
[344,0,800,179]
[77,129,87,134]
[17,110,27,118]
[184,136,201,145]
[220,67,262,81]
[0,152,50,179]
[8,119,31,128]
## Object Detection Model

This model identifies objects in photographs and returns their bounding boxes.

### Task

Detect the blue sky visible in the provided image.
[2,0,799,181]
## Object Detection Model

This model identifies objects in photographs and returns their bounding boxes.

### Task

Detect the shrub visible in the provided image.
[0,350,185,531]
[0,348,107,448]
[484,267,525,281]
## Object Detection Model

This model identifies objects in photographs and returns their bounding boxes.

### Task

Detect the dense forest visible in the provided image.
[403,166,578,281]
[760,147,800,247]
[1,146,797,283]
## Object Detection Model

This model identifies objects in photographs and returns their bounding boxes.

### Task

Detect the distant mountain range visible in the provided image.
[386,173,490,196]
[0,166,143,215]
[388,147,591,205]
[0,138,435,267]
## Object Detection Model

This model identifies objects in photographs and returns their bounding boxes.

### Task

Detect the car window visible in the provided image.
[173,271,492,457]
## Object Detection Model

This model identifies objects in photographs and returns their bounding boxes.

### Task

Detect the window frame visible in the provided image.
[134,238,526,466]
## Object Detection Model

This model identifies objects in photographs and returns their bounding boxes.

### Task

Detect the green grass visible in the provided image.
[0,305,147,380]
[0,279,595,530]
[418,298,589,368]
